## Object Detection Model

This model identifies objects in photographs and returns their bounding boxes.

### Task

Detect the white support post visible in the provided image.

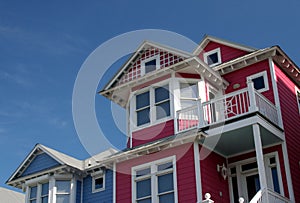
[193,141,202,203]
[252,124,269,202]
[247,81,258,112]
[197,98,205,128]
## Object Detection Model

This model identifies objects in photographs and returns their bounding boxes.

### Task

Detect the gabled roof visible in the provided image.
[101,40,193,92]
[193,35,257,55]
[7,144,83,183]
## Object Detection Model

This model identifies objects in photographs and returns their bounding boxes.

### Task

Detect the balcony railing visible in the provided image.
[176,82,279,133]
[245,188,291,203]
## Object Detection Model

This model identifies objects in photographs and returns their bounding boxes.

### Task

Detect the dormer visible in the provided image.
[100,41,227,148]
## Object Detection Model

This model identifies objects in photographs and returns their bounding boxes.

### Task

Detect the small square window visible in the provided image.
[247,71,269,93]
[204,48,221,67]
[92,171,105,193]
[141,55,160,76]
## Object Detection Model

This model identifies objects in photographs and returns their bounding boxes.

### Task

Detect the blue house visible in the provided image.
[6,144,116,203]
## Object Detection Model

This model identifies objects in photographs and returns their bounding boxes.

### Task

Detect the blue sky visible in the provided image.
[1,0,300,191]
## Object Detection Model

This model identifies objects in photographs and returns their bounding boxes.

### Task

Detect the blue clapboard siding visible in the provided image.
[21,153,60,177]
[76,180,82,203]
[83,169,113,203]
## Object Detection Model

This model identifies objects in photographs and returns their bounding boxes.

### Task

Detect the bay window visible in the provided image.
[29,186,37,203]
[56,180,70,203]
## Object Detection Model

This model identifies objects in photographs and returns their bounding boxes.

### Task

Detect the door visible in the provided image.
[246,173,261,201]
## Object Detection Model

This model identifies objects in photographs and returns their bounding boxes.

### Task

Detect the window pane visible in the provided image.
[136,92,150,109]
[137,108,150,126]
[56,195,70,203]
[137,179,151,199]
[41,183,49,196]
[207,52,219,65]
[155,85,169,103]
[252,76,265,90]
[30,186,37,198]
[56,180,70,193]
[158,173,173,193]
[271,167,280,193]
[30,200,37,203]
[241,162,257,171]
[137,198,152,203]
[41,197,48,203]
[156,101,170,119]
[231,177,239,203]
[136,168,151,177]
[95,177,104,189]
[159,192,174,203]
[145,59,157,74]
[180,83,197,98]
[158,162,173,171]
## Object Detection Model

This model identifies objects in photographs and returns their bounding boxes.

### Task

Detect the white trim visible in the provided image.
[203,48,222,67]
[246,70,269,93]
[131,156,178,203]
[141,55,160,76]
[193,142,202,202]
[281,142,295,202]
[295,87,300,114]
[70,178,76,203]
[268,58,284,128]
[92,171,106,193]
[113,162,116,203]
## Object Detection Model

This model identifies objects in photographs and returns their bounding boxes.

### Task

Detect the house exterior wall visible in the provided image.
[130,120,174,148]
[198,41,249,63]
[76,180,82,203]
[82,169,113,203]
[275,62,300,202]
[116,143,197,202]
[223,60,275,104]
[21,153,60,177]
[200,146,230,202]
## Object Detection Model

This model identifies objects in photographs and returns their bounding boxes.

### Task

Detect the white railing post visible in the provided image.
[197,98,205,128]
[238,197,244,203]
[174,110,179,134]
[202,193,214,203]
[247,81,258,112]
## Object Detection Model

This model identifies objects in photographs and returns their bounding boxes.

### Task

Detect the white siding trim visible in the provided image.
[113,162,116,203]
[268,58,283,128]
[193,142,202,202]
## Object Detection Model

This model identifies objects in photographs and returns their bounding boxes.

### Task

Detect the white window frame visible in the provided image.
[132,156,178,203]
[141,55,160,76]
[92,170,106,193]
[247,71,269,93]
[295,87,300,114]
[133,81,172,129]
[203,48,222,67]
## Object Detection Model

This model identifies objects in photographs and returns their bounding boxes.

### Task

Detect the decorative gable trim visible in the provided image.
[101,41,192,92]
[193,35,256,55]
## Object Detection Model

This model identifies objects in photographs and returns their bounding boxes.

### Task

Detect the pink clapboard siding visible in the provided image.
[198,41,249,63]
[200,146,230,202]
[130,120,174,148]
[228,145,289,198]
[116,143,197,203]
[275,62,300,202]
[223,60,275,104]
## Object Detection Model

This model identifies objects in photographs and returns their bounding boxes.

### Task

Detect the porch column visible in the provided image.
[252,124,268,189]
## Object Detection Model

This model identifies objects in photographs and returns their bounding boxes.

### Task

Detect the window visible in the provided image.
[135,84,170,127]
[180,83,198,109]
[56,180,70,203]
[41,183,49,203]
[92,171,105,193]
[296,89,300,114]
[141,55,160,76]
[132,157,176,203]
[203,48,221,67]
[29,186,37,203]
[247,71,269,92]
[267,156,280,193]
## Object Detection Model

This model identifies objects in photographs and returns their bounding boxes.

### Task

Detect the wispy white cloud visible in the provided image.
[49,117,68,128]
[0,69,32,87]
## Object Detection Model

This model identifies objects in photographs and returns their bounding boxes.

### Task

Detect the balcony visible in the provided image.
[175,82,280,134]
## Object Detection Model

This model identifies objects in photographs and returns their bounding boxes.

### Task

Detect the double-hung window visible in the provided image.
[29,186,37,203]
[41,183,49,203]
[56,180,70,203]
[135,84,170,127]
[133,157,176,203]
